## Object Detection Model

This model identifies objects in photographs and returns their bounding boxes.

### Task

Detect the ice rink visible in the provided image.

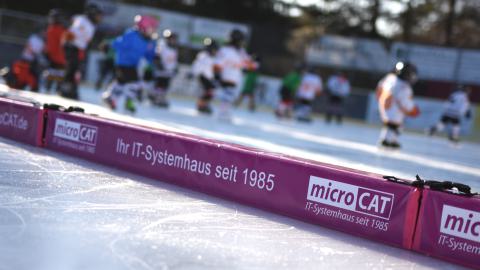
[1,86,478,269]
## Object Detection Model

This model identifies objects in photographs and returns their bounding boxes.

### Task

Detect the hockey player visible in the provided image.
[58,3,103,99]
[428,85,472,143]
[275,64,304,119]
[214,29,255,120]
[95,38,116,90]
[102,15,158,113]
[376,62,420,149]
[295,67,323,123]
[149,29,179,107]
[5,33,44,92]
[325,71,350,124]
[234,54,261,112]
[191,38,219,114]
[44,8,67,92]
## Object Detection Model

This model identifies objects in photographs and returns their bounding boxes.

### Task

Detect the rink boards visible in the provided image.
[0,95,478,269]
[0,96,44,146]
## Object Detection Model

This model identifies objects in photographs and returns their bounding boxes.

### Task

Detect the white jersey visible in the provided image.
[443,91,470,118]
[192,51,215,79]
[215,45,250,86]
[296,72,323,100]
[69,15,95,50]
[156,39,178,77]
[327,75,350,97]
[376,73,418,124]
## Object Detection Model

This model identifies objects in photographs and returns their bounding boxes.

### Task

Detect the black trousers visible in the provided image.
[60,44,81,99]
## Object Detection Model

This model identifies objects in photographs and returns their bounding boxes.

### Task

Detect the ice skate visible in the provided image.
[297,115,312,123]
[379,140,401,150]
[197,104,213,115]
[154,99,169,108]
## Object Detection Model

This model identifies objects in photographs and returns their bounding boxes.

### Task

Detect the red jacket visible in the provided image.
[45,24,67,66]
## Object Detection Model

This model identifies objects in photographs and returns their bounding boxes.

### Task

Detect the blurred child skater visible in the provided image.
[191,38,219,114]
[325,71,350,124]
[59,3,103,99]
[234,54,260,111]
[149,29,179,107]
[102,15,158,113]
[295,67,322,123]
[44,8,67,92]
[6,33,44,91]
[95,38,116,90]
[376,62,420,149]
[214,29,255,121]
[275,64,304,119]
[428,85,472,143]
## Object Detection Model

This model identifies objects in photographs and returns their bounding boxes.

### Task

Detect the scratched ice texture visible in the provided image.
[0,86,476,269]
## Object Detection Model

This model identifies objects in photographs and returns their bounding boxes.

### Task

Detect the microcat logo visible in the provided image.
[0,112,28,130]
[307,176,394,220]
[53,118,97,146]
[440,205,480,243]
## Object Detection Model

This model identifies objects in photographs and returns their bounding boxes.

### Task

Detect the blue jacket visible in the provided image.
[112,29,156,67]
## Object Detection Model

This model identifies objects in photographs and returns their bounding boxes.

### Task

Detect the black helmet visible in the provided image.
[395,61,417,84]
[229,29,245,47]
[163,29,178,47]
[203,38,218,54]
[48,8,63,24]
[163,29,178,40]
[85,2,103,23]
[456,84,472,94]
[294,62,306,72]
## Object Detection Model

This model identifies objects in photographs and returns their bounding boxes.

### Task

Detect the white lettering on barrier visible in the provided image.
[307,176,394,220]
[440,205,480,243]
[114,137,277,192]
[0,112,28,130]
[54,118,98,146]
[437,234,480,255]
[308,176,358,212]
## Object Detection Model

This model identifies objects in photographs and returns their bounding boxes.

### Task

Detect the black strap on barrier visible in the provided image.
[416,175,478,197]
[43,103,63,111]
[65,106,85,113]
[383,175,424,187]
[43,103,85,113]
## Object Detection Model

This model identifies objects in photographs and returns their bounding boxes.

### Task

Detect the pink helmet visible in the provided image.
[134,15,159,36]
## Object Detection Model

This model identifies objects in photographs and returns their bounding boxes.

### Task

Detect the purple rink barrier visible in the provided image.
[0,96,44,146]
[413,189,480,269]
[44,109,421,249]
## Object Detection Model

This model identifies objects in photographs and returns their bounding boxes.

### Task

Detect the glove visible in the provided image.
[214,71,221,82]
[406,105,420,117]
[465,109,472,119]
[99,42,110,53]
[153,55,164,70]
[143,68,153,81]
[62,31,75,42]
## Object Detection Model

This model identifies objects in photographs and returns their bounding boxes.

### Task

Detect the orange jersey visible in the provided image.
[46,24,67,66]
[10,60,38,90]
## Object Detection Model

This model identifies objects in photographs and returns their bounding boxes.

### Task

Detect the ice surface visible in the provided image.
[0,139,465,270]
[0,85,477,269]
